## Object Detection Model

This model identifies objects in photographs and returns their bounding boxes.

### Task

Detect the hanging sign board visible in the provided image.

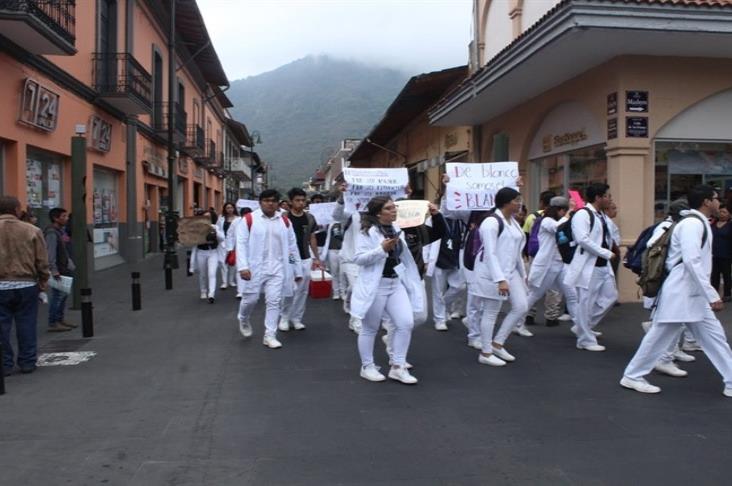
[444,162,519,211]
[626,91,649,113]
[626,117,649,138]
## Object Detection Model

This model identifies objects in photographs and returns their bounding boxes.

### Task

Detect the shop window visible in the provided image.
[26,147,64,228]
[532,145,607,205]
[92,168,120,258]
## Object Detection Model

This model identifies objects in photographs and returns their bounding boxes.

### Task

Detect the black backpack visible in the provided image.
[463,212,504,271]
[555,207,595,264]
[623,222,660,275]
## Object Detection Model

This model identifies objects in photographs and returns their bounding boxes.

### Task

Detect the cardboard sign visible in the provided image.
[343,167,408,213]
[307,202,337,226]
[445,162,519,210]
[396,200,430,229]
[177,216,214,246]
[569,190,585,210]
[235,199,260,211]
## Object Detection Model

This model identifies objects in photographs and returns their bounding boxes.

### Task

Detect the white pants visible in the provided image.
[574,266,616,347]
[327,250,347,297]
[238,273,285,338]
[342,262,359,314]
[359,278,414,367]
[281,258,311,323]
[624,309,732,388]
[527,265,579,324]
[474,272,529,351]
[219,261,237,287]
[431,267,466,323]
[465,290,483,340]
[196,249,218,298]
[526,259,563,320]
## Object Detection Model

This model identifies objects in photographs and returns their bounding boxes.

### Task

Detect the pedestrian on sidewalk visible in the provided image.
[217,202,240,291]
[189,209,224,304]
[0,196,50,376]
[351,196,424,384]
[621,184,732,397]
[236,190,302,349]
[44,207,76,332]
[279,188,323,332]
[563,183,617,352]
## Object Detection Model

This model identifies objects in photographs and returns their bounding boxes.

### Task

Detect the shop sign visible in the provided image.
[626,117,648,138]
[89,116,112,152]
[445,132,458,149]
[607,93,617,116]
[626,91,648,113]
[19,78,60,132]
[543,130,588,153]
[607,118,618,140]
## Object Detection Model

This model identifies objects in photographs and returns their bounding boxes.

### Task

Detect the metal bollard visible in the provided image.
[81,288,94,338]
[0,342,5,395]
[164,263,173,290]
[131,272,141,311]
[186,250,192,277]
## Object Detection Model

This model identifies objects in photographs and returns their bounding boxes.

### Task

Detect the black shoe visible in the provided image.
[524,315,536,326]
[545,319,559,327]
[208,297,215,304]
[20,366,36,374]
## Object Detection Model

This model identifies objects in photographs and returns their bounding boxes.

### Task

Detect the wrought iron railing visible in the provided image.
[153,102,187,135]
[184,125,205,152]
[0,1,76,45]
[92,52,152,110]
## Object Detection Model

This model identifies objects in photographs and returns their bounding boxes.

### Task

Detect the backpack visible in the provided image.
[527,213,543,257]
[637,214,708,298]
[555,207,595,264]
[244,212,291,230]
[623,222,660,275]
[462,213,504,271]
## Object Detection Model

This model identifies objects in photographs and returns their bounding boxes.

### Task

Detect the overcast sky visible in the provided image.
[197,0,472,80]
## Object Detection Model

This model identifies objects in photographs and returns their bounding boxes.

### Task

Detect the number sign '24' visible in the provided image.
[20,78,60,132]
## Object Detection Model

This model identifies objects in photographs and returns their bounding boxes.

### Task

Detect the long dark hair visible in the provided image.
[494,187,521,209]
[543,206,562,220]
[222,201,236,217]
[361,196,392,234]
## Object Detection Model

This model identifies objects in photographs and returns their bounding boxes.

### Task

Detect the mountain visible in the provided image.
[227,55,410,191]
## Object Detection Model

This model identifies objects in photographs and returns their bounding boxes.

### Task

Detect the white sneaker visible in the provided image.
[332,295,340,301]
[620,376,661,394]
[641,321,652,333]
[570,325,579,336]
[236,292,243,299]
[262,336,282,349]
[220,283,228,290]
[654,362,688,378]
[388,367,418,384]
[360,364,386,382]
[462,317,470,329]
[513,326,534,337]
[672,349,696,363]
[492,346,515,362]
[292,321,306,331]
[449,311,463,320]
[434,320,448,332]
[468,338,482,350]
[238,320,252,338]
[340,293,348,301]
[558,313,572,322]
[577,344,606,352]
[200,292,207,300]
[478,353,506,367]
[278,319,289,332]
[348,316,362,334]
[723,388,732,398]
[592,330,603,337]
[681,341,703,352]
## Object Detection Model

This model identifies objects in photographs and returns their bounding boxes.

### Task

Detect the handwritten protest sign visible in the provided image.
[177,216,214,246]
[445,162,519,211]
[396,200,430,229]
[307,202,337,226]
[343,167,408,213]
[235,199,260,211]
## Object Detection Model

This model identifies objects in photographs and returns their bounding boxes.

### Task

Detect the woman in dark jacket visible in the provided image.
[712,204,732,301]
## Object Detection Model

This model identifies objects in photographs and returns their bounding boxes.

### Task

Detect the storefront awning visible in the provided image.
[430,0,732,127]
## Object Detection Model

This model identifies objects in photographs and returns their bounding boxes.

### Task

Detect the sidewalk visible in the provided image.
[2,255,732,485]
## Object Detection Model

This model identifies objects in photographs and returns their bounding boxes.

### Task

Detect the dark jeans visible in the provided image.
[711,257,732,298]
[48,287,68,324]
[0,286,40,371]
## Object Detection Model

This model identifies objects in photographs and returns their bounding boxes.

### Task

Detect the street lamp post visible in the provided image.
[249,130,262,197]
[164,0,179,289]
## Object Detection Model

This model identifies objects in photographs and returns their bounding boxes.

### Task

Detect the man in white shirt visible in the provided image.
[621,184,732,397]
[563,183,617,352]
[237,190,303,349]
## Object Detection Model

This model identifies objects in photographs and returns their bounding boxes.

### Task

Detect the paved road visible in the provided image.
[2,253,732,485]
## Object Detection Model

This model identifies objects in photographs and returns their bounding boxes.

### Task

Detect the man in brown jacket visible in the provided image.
[0,196,50,376]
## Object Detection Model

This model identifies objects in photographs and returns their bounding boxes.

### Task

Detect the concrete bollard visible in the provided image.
[81,288,94,338]
[131,272,141,311]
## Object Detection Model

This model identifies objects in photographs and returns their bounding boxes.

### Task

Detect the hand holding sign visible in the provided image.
[445,162,520,210]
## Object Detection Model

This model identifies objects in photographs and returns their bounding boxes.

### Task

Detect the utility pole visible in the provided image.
[71,127,89,308]
[164,0,179,289]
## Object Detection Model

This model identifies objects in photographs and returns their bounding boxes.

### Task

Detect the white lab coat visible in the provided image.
[350,223,425,320]
[653,209,718,323]
[189,224,225,273]
[332,201,361,264]
[528,216,564,288]
[235,209,302,297]
[216,215,241,262]
[563,203,615,290]
[470,210,526,299]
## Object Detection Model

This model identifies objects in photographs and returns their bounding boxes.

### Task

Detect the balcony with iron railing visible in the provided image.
[0,0,76,54]
[92,52,152,114]
[153,102,187,141]
[183,124,205,156]
[194,139,218,167]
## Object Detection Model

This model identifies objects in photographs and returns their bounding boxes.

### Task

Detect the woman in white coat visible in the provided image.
[351,196,425,385]
[189,209,225,303]
[524,197,579,328]
[216,202,240,290]
[471,187,528,366]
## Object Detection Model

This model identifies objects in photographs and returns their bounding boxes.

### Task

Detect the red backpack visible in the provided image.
[244,212,291,230]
